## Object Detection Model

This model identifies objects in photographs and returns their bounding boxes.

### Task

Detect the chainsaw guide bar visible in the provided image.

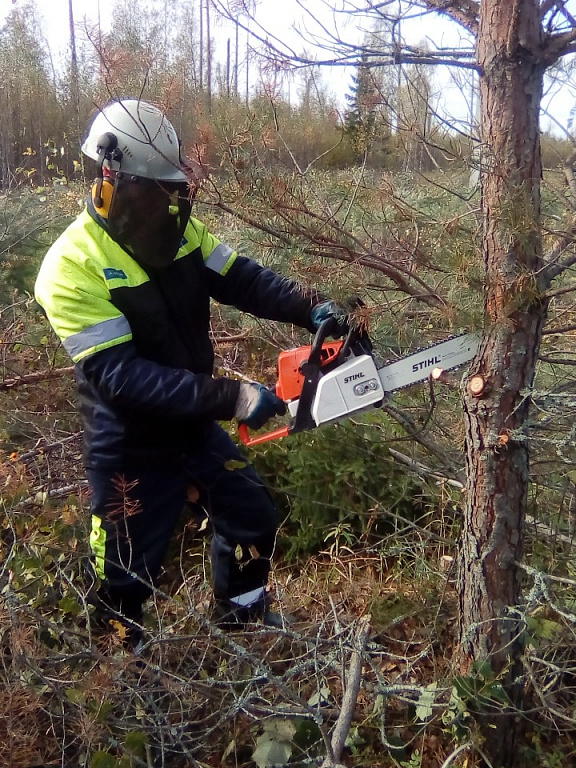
[377,332,480,393]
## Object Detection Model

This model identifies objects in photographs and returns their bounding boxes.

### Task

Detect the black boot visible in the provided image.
[88,589,145,651]
[91,604,144,651]
[212,595,293,630]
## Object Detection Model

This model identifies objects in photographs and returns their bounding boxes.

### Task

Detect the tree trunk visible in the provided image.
[234,20,239,95]
[199,0,204,91]
[458,1,548,765]
[68,0,81,149]
[206,0,212,110]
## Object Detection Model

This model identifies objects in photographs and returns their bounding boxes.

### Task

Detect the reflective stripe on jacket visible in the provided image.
[35,208,319,468]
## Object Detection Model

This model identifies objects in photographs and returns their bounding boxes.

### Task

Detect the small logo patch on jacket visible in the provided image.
[103,268,128,280]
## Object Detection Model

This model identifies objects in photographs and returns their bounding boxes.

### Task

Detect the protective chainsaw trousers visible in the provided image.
[86,423,277,621]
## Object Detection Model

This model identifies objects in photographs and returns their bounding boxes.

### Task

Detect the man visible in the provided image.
[35,99,345,644]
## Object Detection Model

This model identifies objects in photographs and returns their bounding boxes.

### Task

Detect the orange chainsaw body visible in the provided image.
[275,340,344,401]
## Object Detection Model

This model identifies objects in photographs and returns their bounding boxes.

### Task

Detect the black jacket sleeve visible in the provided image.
[206,255,324,332]
[79,341,241,421]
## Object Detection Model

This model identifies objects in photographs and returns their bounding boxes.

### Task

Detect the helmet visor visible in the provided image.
[107,174,192,268]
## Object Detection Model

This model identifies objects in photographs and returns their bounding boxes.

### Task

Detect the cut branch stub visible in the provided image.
[468,374,487,397]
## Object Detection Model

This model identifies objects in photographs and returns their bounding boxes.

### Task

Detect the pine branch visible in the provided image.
[423,0,480,35]
[542,27,576,65]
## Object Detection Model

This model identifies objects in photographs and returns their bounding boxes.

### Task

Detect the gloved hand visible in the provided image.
[310,300,349,338]
[235,382,287,430]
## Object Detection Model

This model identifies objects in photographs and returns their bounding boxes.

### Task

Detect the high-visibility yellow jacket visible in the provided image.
[35,207,318,468]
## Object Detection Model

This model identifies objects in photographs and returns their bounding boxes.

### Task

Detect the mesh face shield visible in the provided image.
[106,173,192,268]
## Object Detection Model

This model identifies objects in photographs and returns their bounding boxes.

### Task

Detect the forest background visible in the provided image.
[2,1,576,768]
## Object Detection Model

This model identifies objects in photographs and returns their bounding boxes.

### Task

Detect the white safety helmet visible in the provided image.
[81,99,187,182]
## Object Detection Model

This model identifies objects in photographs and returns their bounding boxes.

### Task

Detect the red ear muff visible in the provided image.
[92,178,115,217]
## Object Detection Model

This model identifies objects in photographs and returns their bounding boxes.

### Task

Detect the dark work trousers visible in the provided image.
[86,423,277,621]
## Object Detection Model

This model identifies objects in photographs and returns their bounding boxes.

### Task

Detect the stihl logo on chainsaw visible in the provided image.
[412,356,442,373]
[238,321,480,447]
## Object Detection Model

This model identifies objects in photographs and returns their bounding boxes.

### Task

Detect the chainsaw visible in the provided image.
[238,319,480,447]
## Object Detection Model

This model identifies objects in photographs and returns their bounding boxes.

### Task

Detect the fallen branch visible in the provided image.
[11,432,82,462]
[439,742,473,768]
[321,615,371,768]
[0,365,74,390]
[211,331,250,344]
[538,355,576,366]
[10,480,89,510]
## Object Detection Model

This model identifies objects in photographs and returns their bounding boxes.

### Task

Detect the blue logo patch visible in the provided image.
[103,268,128,280]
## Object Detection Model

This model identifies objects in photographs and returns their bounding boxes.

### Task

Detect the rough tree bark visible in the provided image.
[458,1,548,764]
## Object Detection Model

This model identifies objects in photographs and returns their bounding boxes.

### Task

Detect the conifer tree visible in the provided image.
[343,53,378,160]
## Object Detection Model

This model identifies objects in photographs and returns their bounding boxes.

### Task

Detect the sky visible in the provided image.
[3,0,576,135]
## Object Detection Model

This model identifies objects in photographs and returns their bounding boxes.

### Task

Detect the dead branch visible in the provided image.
[388,447,465,488]
[321,615,371,768]
[542,324,576,335]
[439,742,474,768]
[538,355,576,366]
[0,366,74,390]
[381,403,465,478]
[12,480,89,510]
[207,194,448,308]
[389,448,576,546]
[211,331,251,344]
[7,433,82,462]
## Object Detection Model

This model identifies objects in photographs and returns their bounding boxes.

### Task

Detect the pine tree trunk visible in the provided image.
[458,1,548,765]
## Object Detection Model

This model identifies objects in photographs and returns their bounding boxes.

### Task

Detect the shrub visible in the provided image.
[245,412,425,560]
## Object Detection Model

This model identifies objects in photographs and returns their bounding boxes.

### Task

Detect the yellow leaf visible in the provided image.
[109,620,128,640]
[235,544,243,561]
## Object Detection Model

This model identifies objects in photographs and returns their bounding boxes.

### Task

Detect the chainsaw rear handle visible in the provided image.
[237,381,287,447]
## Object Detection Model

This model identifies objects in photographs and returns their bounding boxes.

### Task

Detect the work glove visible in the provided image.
[235,382,287,430]
[310,300,349,338]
